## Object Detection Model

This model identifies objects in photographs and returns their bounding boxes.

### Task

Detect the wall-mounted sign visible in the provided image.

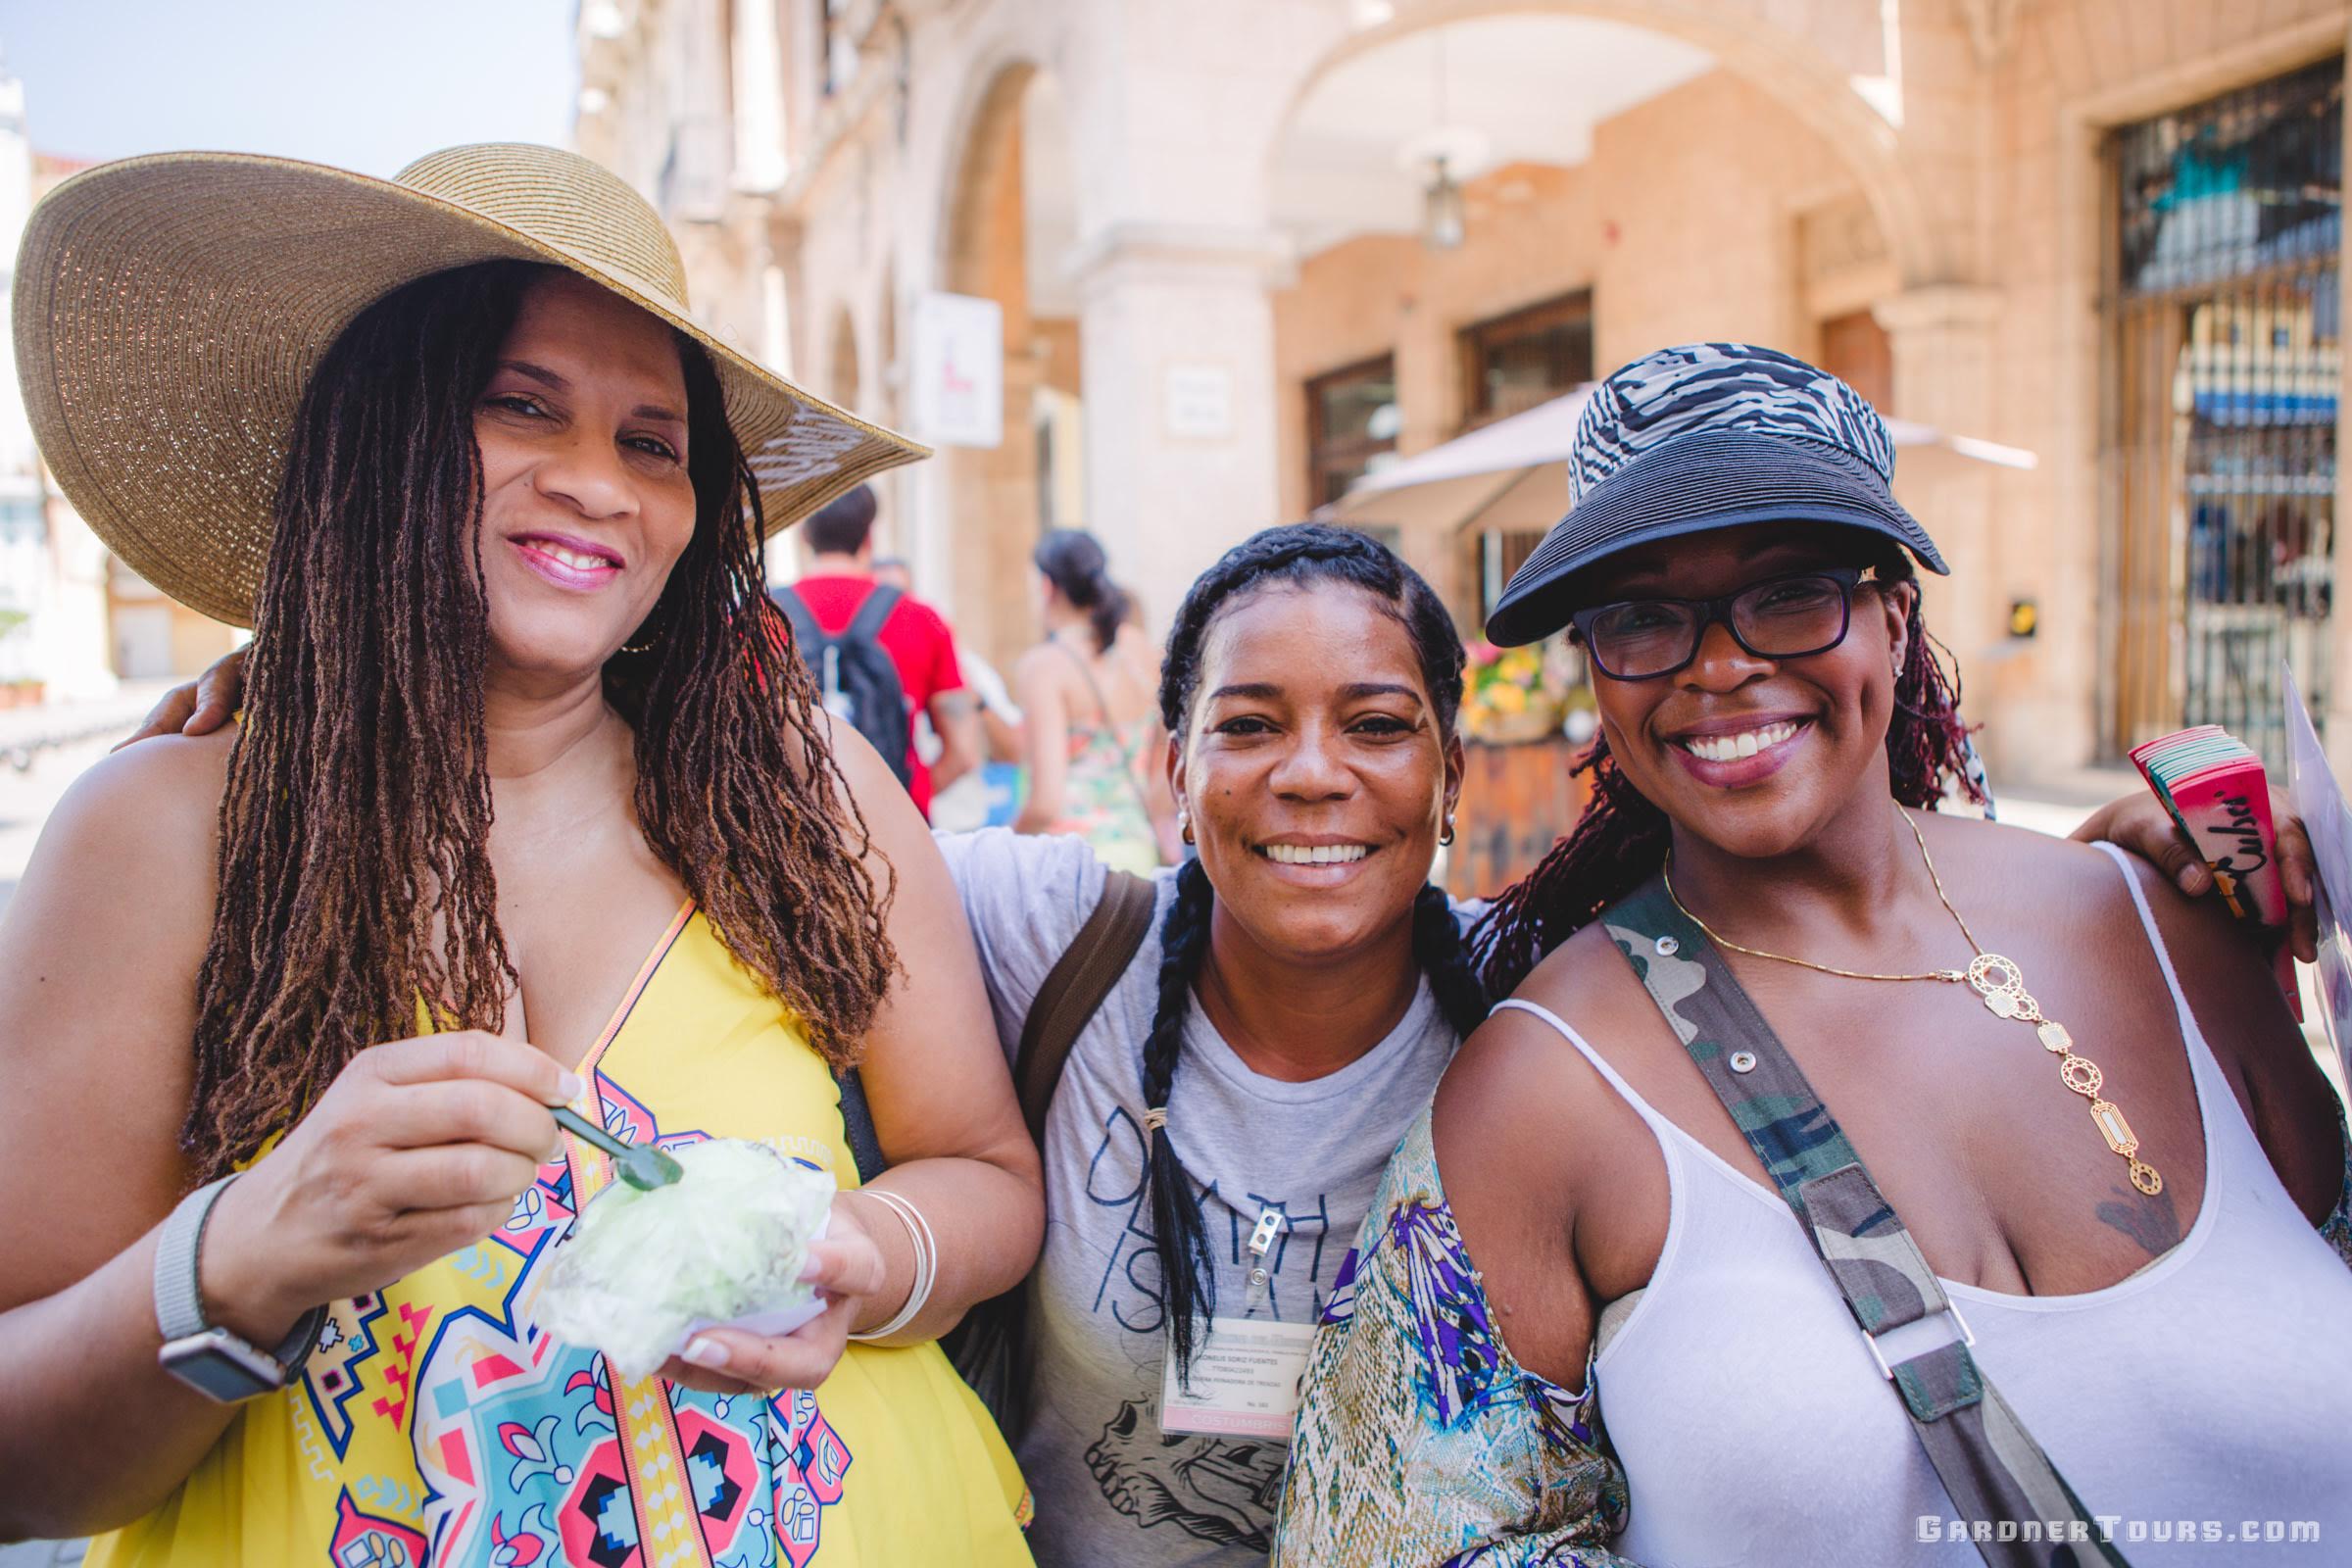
[909,291,1004,449]
[1164,363,1234,441]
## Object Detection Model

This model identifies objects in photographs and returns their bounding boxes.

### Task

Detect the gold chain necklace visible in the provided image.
[1664,808,2163,1197]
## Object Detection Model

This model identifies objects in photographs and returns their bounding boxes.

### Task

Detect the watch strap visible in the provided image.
[154,1173,237,1344]
[154,1173,324,1385]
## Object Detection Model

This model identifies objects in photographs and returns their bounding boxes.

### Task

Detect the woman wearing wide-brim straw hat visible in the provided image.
[0,143,1042,1565]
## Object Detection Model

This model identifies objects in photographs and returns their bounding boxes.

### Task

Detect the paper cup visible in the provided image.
[676,1212,830,1350]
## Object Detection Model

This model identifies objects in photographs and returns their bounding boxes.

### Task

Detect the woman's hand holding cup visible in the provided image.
[657,1190,893,1396]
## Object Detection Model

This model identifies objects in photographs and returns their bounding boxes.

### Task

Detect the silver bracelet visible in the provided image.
[847,1187,937,1343]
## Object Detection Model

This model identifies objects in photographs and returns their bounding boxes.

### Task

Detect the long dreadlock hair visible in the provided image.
[1467,545,1983,998]
[184,260,897,1181]
[1145,523,1493,1378]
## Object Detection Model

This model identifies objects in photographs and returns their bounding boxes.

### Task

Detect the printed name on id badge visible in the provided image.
[1159,1317,1316,1440]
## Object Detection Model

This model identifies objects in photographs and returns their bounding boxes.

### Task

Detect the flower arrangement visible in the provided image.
[1460,637,1578,745]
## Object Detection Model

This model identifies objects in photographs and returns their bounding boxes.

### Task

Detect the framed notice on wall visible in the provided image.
[909,291,1004,449]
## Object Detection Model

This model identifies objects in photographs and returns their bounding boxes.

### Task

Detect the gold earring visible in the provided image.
[1180,817,1196,846]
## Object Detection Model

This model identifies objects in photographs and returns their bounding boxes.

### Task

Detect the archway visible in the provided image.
[1265,7,1917,623]
[1273,0,1937,287]
[934,61,1084,668]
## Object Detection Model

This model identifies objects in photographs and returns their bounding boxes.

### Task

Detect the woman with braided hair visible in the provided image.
[134,516,1493,1565]
[1274,346,2352,1566]
[0,147,1038,1564]
[929,522,1496,1566]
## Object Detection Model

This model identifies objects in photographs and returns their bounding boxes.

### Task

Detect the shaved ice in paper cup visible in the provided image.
[533,1138,835,1379]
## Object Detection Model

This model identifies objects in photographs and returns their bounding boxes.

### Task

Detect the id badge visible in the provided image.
[1158,1317,1316,1440]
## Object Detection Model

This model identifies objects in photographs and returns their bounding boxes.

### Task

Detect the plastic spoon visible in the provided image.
[553,1104,684,1190]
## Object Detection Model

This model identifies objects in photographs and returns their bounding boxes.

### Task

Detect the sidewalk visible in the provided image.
[1983,764,2144,840]
[0,682,168,760]
[0,686,171,920]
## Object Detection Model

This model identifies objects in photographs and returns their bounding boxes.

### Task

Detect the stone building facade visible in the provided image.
[576,0,2352,778]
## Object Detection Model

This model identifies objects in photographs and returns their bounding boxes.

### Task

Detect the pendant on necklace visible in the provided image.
[1961,951,2163,1198]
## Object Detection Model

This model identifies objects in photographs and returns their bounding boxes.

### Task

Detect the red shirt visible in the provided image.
[790,574,966,816]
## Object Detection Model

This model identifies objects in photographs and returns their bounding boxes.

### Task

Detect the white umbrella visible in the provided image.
[1317,386,2037,536]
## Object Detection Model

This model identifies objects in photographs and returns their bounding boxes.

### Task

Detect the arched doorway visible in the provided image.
[1265,7,1920,624]
[936,61,1084,668]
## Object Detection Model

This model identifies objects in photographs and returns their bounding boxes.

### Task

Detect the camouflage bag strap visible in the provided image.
[1606,875,2131,1568]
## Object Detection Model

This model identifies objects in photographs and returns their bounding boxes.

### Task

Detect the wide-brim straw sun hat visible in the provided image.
[14,142,925,628]
[1484,342,1947,648]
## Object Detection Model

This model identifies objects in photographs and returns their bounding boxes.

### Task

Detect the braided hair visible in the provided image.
[184,261,897,1179]
[1143,523,1491,1376]
[1467,545,1983,998]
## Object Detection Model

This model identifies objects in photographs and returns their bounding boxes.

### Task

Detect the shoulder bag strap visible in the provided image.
[833,1065,888,1188]
[1014,868,1157,1145]
[1604,874,2132,1568]
[835,867,1155,1188]
[844,581,903,642]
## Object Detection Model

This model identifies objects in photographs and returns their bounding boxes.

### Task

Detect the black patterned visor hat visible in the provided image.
[1484,342,1948,648]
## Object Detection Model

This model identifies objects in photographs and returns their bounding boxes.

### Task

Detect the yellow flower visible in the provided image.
[1489,682,1528,715]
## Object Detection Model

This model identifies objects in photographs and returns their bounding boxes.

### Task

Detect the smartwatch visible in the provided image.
[153,1174,326,1402]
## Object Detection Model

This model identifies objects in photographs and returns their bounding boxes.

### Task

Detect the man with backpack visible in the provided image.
[775,484,978,819]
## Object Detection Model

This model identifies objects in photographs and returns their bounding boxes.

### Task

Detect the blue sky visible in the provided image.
[0,0,576,175]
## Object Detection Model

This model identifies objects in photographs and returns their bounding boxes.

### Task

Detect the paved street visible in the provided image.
[0,687,169,921]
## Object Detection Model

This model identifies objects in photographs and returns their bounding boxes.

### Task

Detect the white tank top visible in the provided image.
[1502,845,2352,1566]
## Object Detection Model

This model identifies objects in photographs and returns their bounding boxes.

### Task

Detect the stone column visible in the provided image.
[1874,284,2071,774]
[1074,225,1290,634]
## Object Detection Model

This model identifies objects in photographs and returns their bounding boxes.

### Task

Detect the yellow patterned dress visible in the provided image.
[91,902,1035,1568]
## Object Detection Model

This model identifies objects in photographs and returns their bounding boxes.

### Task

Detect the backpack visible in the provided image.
[773,583,913,787]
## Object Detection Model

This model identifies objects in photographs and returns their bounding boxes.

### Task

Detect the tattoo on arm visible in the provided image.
[934,690,974,718]
[2095,1180,2182,1258]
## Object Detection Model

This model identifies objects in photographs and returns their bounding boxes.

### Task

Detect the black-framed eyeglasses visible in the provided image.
[1567,565,1881,681]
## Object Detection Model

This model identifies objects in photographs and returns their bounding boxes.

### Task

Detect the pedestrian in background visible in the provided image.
[877,552,1029,832]
[0,143,1041,1565]
[1012,528,1172,873]
[776,483,980,819]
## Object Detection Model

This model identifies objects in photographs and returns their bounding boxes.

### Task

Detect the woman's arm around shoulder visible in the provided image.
[2114,846,2348,1246]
